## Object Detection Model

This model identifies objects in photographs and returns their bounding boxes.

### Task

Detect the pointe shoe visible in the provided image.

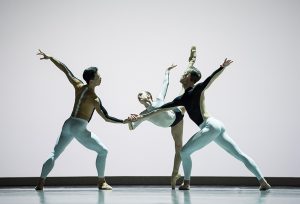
[98,180,112,190]
[259,182,271,191]
[171,174,181,189]
[35,178,45,191]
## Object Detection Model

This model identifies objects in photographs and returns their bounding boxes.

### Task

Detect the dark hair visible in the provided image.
[188,67,201,83]
[137,91,152,100]
[83,67,98,84]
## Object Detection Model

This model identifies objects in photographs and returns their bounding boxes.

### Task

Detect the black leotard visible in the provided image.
[160,66,224,126]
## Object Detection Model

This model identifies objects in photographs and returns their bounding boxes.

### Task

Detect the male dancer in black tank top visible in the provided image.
[35,50,130,190]
[136,56,271,191]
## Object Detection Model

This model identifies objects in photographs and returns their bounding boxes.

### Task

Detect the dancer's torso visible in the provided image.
[175,83,209,126]
[71,85,96,122]
[145,99,176,127]
[160,66,224,126]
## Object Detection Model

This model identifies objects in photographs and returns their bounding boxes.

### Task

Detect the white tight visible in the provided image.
[180,117,264,180]
[40,117,108,178]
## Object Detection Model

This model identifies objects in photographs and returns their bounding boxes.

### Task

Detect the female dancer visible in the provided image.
[128,47,197,189]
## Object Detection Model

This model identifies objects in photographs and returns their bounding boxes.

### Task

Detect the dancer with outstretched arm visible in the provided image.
[128,46,196,189]
[133,57,271,191]
[129,64,184,189]
[35,50,130,190]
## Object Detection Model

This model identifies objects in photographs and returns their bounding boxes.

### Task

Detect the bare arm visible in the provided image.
[37,49,83,88]
[157,64,177,100]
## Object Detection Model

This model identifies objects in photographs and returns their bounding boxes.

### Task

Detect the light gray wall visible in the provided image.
[0,0,299,177]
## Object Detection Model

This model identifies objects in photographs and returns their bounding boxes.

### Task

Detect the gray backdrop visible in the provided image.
[0,0,299,177]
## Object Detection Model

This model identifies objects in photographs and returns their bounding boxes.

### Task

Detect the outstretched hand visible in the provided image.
[167,64,177,71]
[127,114,143,122]
[189,46,196,62]
[37,49,51,60]
[221,58,233,68]
[124,115,141,123]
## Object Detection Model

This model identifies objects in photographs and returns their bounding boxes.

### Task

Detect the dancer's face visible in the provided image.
[180,71,191,85]
[138,91,152,106]
[91,72,102,86]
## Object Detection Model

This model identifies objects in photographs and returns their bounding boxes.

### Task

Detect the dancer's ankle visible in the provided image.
[259,178,267,185]
[171,173,181,189]
[172,171,179,176]
[35,177,45,191]
[183,180,190,186]
[98,177,106,184]
[179,180,190,190]
[259,178,271,191]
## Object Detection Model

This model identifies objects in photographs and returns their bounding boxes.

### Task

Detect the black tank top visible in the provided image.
[160,66,224,126]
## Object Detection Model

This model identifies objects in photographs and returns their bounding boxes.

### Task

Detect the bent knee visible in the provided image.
[175,143,182,152]
[180,149,190,158]
[99,147,108,156]
[235,153,250,164]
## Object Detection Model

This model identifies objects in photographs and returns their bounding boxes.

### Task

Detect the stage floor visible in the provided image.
[0,186,299,204]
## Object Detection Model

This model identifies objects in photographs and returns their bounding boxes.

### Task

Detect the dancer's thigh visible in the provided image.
[181,125,218,155]
[75,130,107,153]
[214,131,244,160]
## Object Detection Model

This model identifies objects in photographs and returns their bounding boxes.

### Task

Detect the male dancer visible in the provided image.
[35,50,129,190]
[128,47,196,189]
[134,55,271,190]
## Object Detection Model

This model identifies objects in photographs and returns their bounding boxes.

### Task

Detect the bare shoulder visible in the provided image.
[74,83,85,91]
[91,93,100,104]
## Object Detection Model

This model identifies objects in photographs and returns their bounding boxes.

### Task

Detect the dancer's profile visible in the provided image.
[128,47,197,189]
[133,51,271,191]
[35,50,130,190]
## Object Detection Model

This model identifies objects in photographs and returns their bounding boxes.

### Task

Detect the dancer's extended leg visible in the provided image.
[41,131,73,178]
[214,130,271,190]
[36,120,74,190]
